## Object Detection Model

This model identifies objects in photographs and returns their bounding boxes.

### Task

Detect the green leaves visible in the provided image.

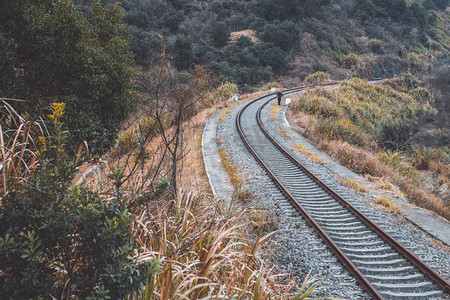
[0,110,149,298]
[0,0,135,155]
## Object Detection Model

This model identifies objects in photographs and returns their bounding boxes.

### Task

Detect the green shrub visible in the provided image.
[0,104,150,299]
[168,34,195,70]
[318,118,367,147]
[123,9,150,28]
[254,42,286,70]
[130,28,163,65]
[340,53,361,69]
[369,39,383,53]
[378,121,411,150]
[410,87,432,102]
[260,20,299,52]
[0,0,135,155]
[399,73,419,89]
[159,6,184,33]
[304,71,330,84]
[211,22,231,46]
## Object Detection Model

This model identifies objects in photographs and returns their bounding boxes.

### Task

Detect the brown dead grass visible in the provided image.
[101,90,317,299]
[291,143,325,164]
[337,177,367,194]
[375,197,402,215]
[230,29,260,43]
[287,104,450,220]
[270,103,279,120]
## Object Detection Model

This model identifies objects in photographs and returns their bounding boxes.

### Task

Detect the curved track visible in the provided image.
[236,87,450,299]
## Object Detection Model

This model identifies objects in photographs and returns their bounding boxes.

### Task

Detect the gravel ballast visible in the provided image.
[214,96,450,299]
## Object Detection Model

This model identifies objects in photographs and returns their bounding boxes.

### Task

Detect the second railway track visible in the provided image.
[235,87,450,299]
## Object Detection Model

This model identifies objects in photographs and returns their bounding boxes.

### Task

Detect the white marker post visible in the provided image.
[285,97,291,106]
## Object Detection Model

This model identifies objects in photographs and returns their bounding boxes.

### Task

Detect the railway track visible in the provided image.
[235,87,450,299]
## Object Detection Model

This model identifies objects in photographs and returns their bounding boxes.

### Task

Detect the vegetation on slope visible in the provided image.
[0,0,136,155]
[290,77,449,219]
[1,0,449,297]
[72,0,449,89]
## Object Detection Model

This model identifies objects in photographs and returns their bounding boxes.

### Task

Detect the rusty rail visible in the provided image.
[235,86,450,298]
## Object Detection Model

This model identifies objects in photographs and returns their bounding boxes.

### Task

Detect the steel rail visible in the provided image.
[236,91,383,299]
[235,86,450,298]
[257,95,450,296]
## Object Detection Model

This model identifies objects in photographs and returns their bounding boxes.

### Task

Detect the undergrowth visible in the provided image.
[0,93,330,298]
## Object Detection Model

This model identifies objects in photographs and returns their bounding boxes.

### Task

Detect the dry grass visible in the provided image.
[270,103,279,120]
[230,29,260,43]
[132,192,281,299]
[375,197,402,215]
[0,100,43,192]
[337,177,367,194]
[291,143,325,164]
[287,80,450,220]
[278,126,291,138]
[321,140,449,219]
[217,142,243,188]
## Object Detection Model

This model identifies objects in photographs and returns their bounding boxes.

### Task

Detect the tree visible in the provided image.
[260,21,299,51]
[251,0,281,21]
[254,42,286,70]
[160,6,184,33]
[168,34,195,70]
[130,28,164,65]
[210,22,231,47]
[123,9,151,29]
[0,0,135,155]
[139,59,211,196]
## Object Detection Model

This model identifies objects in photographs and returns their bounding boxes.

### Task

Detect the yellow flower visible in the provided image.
[48,102,66,122]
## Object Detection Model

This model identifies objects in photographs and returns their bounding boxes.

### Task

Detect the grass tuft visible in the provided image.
[375,197,401,215]
[338,177,367,194]
[292,143,325,164]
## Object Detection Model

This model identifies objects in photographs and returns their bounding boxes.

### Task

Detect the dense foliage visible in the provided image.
[0,104,149,298]
[292,77,435,149]
[99,0,449,90]
[0,0,135,155]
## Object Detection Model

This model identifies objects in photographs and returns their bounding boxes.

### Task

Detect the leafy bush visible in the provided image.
[123,9,150,28]
[168,34,195,70]
[259,20,299,51]
[378,122,412,150]
[304,71,330,84]
[410,87,432,102]
[130,28,164,65]
[0,104,150,299]
[369,39,383,53]
[159,6,184,33]
[254,42,286,70]
[0,0,135,155]
[399,73,420,89]
[340,53,361,69]
[210,22,231,46]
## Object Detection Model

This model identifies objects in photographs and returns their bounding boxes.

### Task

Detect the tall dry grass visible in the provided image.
[288,107,450,220]
[111,89,328,299]
[0,99,44,193]
[130,192,285,299]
